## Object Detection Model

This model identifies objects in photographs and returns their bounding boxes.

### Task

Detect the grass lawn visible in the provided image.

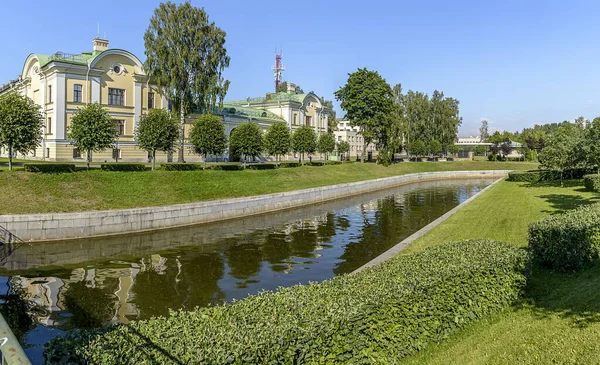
[400,180,600,364]
[0,159,537,214]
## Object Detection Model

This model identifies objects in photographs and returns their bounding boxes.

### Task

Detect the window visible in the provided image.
[48,85,52,103]
[46,148,50,158]
[47,117,52,134]
[114,120,125,136]
[148,92,155,109]
[305,115,312,126]
[112,148,121,160]
[73,84,82,102]
[73,148,82,159]
[293,114,297,125]
[108,88,125,106]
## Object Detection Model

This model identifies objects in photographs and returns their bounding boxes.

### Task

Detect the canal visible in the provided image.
[0,178,496,361]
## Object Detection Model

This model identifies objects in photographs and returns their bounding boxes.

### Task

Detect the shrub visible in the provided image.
[529,203,600,271]
[45,240,527,364]
[100,164,147,172]
[206,164,245,171]
[508,169,594,183]
[305,161,325,166]
[163,163,203,171]
[584,174,600,192]
[246,164,277,170]
[279,162,300,168]
[488,153,497,161]
[326,160,342,165]
[507,171,543,183]
[23,164,75,173]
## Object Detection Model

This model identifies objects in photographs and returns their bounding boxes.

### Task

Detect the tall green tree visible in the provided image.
[0,93,43,171]
[317,133,336,160]
[389,83,406,154]
[408,140,426,159]
[337,141,350,162]
[539,124,584,183]
[264,122,291,166]
[144,1,230,163]
[335,68,395,163]
[135,109,179,170]
[68,103,116,169]
[292,126,317,165]
[479,119,489,141]
[429,140,442,157]
[229,122,263,167]
[586,117,600,173]
[189,114,228,169]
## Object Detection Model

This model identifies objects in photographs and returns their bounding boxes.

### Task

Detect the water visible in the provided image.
[0,178,494,361]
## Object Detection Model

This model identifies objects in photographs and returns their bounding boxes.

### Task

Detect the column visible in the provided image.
[91,76,101,103]
[54,73,66,140]
[134,82,142,129]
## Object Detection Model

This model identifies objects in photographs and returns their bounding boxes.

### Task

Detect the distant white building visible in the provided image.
[456,136,491,145]
[333,121,378,160]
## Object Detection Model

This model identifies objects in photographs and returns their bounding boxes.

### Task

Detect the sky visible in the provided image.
[2,0,600,136]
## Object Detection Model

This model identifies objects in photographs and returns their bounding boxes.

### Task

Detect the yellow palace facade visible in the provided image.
[0,38,331,162]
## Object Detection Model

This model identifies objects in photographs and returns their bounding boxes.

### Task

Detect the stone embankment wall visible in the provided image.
[0,170,509,242]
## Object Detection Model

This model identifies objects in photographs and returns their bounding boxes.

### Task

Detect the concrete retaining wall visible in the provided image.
[0,170,509,242]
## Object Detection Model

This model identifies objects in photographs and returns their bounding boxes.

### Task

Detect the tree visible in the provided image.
[144,1,230,163]
[136,109,179,170]
[585,117,600,173]
[335,68,395,163]
[189,114,228,169]
[68,103,116,169]
[447,144,460,157]
[0,93,43,171]
[229,122,263,167]
[539,124,583,184]
[474,145,487,156]
[317,133,336,160]
[264,122,291,166]
[292,126,317,165]
[479,119,489,142]
[337,141,350,162]
[408,140,426,159]
[429,140,442,157]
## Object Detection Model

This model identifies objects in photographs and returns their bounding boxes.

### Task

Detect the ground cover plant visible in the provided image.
[0,159,536,214]
[45,240,527,364]
[400,179,600,364]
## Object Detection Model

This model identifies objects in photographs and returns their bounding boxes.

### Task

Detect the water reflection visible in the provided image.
[0,179,493,361]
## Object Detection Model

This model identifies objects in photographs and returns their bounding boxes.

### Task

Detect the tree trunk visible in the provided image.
[8,146,12,172]
[204,153,207,170]
[87,149,91,170]
[361,141,366,163]
[178,97,186,163]
[152,150,156,171]
[298,153,301,165]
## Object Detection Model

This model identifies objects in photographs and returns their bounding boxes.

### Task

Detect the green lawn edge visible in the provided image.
[0,160,537,214]
[400,179,600,364]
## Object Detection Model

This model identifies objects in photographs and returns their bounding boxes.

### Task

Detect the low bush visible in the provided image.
[279,161,300,168]
[45,240,527,364]
[584,174,600,192]
[507,171,544,183]
[100,164,147,172]
[326,160,342,165]
[206,164,245,171]
[305,161,325,166]
[246,164,277,170]
[23,164,75,173]
[529,203,600,271]
[163,163,203,171]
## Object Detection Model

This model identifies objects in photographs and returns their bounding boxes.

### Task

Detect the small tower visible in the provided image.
[272,49,285,92]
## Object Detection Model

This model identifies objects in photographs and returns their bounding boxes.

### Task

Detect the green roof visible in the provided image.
[34,51,99,68]
[219,104,285,122]
[227,92,308,106]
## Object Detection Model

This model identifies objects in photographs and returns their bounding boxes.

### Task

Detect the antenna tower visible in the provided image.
[272,48,285,92]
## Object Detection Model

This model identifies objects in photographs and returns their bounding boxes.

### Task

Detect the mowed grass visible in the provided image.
[0,160,536,214]
[401,180,600,364]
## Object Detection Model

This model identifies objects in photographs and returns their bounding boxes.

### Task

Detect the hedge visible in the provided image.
[279,161,300,168]
[508,168,595,183]
[583,174,600,192]
[326,160,342,165]
[100,164,147,172]
[305,161,325,166]
[23,164,75,173]
[45,240,527,364]
[246,164,277,170]
[163,163,203,171]
[206,164,245,171]
[529,203,600,271]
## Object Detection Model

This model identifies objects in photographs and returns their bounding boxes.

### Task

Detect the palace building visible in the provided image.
[0,38,331,162]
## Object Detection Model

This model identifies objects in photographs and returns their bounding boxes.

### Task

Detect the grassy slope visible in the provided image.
[401,180,600,364]
[0,160,536,214]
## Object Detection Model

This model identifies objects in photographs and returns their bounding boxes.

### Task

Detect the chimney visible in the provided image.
[265,93,271,101]
[287,83,296,93]
[92,38,109,52]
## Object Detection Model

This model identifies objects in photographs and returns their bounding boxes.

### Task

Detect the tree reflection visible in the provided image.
[0,279,38,344]
[224,236,263,280]
[62,281,115,329]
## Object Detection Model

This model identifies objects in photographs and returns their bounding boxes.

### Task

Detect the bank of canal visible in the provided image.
[1,178,496,362]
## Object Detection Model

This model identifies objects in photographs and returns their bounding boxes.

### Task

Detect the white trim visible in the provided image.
[91,76,100,103]
[55,73,66,139]
[134,82,142,130]
[89,49,143,70]
[64,73,87,80]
